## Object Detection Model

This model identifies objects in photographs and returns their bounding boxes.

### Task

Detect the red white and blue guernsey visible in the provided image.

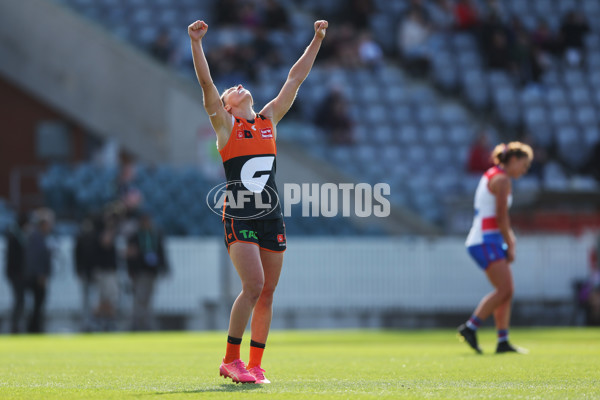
[465,166,512,269]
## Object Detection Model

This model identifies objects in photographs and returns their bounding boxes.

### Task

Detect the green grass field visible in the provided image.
[0,328,599,399]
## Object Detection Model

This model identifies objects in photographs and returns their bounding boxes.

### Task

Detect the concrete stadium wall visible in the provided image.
[0,0,206,164]
[0,234,595,331]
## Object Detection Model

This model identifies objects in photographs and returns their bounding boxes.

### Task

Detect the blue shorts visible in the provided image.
[467,243,507,270]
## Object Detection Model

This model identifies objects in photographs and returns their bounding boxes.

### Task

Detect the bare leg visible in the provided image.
[250,251,284,344]
[494,298,512,331]
[473,260,514,321]
[227,243,264,338]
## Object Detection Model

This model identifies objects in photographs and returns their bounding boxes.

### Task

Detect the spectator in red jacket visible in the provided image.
[454,0,480,31]
[467,132,493,173]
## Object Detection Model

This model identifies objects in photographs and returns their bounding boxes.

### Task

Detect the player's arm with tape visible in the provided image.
[261,20,328,128]
[188,20,231,144]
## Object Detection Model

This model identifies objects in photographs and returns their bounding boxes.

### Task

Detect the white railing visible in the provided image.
[0,234,595,317]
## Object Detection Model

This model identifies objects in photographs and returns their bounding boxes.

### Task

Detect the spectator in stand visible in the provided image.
[126,213,169,331]
[405,0,430,22]
[335,24,361,69]
[531,19,561,56]
[262,0,291,31]
[357,31,384,72]
[315,86,354,145]
[454,0,480,32]
[215,0,240,26]
[467,132,493,174]
[23,208,55,333]
[250,27,283,75]
[478,12,507,59]
[483,0,507,21]
[338,0,376,31]
[511,27,545,86]
[560,10,590,67]
[584,140,600,182]
[487,30,512,71]
[315,26,339,64]
[398,8,432,76]
[318,24,360,69]
[207,44,251,86]
[149,29,175,65]
[429,0,455,31]
[4,212,29,334]
[239,2,260,30]
[74,215,99,332]
[522,134,548,181]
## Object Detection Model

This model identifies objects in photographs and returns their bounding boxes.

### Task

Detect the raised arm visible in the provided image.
[260,20,328,126]
[188,21,231,144]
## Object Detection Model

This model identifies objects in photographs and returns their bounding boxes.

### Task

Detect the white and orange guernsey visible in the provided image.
[465,165,512,269]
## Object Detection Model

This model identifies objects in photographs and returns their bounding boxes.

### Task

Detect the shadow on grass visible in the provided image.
[151,383,261,395]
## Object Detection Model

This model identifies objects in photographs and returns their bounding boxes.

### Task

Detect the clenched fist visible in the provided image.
[188,20,208,41]
[314,20,328,39]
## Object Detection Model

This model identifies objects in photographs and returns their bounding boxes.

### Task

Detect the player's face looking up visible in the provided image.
[221,84,253,110]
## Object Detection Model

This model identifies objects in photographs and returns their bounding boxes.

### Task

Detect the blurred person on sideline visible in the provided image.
[188,18,327,384]
[116,159,143,216]
[458,142,534,354]
[74,215,99,332]
[4,212,29,333]
[23,208,55,333]
[590,234,600,325]
[126,213,169,331]
[579,233,600,325]
[115,158,143,238]
[467,132,493,174]
[94,207,120,331]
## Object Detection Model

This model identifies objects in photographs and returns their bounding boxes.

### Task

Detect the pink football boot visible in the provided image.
[219,359,256,384]
[247,366,271,384]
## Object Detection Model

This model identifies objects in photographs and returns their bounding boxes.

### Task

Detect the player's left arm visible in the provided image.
[260,20,328,130]
[492,175,516,262]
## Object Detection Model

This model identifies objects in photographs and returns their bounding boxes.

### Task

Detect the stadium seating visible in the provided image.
[37,162,375,236]
[43,0,600,233]
[424,0,600,183]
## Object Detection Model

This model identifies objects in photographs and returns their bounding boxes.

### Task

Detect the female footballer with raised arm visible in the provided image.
[189,18,328,384]
[458,142,533,354]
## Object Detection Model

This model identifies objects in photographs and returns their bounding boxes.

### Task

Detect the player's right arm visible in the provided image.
[491,174,516,262]
[188,20,232,147]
